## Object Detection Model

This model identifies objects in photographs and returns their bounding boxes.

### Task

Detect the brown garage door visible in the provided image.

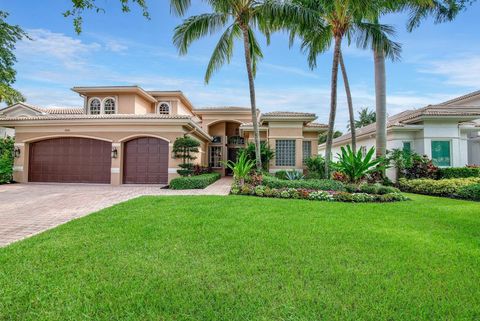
[29,137,111,183]
[123,137,168,184]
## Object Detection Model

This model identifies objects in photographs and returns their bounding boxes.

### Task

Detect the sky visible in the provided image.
[1,0,480,130]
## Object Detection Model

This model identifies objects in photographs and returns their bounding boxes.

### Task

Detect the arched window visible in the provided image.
[89,98,101,115]
[158,102,170,115]
[103,98,116,114]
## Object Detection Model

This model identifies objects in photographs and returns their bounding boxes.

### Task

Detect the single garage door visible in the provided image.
[29,137,111,183]
[123,137,168,184]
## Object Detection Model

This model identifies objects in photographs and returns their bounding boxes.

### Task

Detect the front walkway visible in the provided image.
[0,177,232,247]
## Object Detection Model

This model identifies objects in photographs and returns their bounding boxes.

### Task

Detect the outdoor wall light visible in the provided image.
[13,146,21,158]
[111,147,118,159]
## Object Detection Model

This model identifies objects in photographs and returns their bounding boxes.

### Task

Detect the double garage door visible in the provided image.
[28,137,168,184]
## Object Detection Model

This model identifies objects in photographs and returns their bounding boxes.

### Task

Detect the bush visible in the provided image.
[398,177,480,196]
[308,191,333,201]
[169,173,221,190]
[457,184,480,201]
[438,167,480,179]
[274,170,289,180]
[263,176,345,191]
[305,156,326,178]
[358,183,400,195]
[0,137,14,184]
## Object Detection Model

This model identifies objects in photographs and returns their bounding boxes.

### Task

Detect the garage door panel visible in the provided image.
[29,138,111,184]
[123,137,168,184]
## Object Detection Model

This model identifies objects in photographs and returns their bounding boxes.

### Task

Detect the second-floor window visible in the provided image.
[158,102,170,114]
[89,98,101,115]
[104,98,116,114]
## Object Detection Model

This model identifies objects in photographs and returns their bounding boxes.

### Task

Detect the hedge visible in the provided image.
[438,167,480,179]
[169,173,221,190]
[398,177,480,197]
[0,137,14,184]
[458,184,480,201]
[262,176,345,191]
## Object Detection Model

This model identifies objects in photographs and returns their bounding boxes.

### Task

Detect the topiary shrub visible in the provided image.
[457,184,480,201]
[263,176,345,191]
[438,167,480,179]
[172,136,200,177]
[0,137,14,184]
[169,173,220,190]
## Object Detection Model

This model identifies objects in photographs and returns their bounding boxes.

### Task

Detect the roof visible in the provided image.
[0,114,192,121]
[194,106,251,111]
[72,86,157,103]
[437,90,480,106]
[261,111,316,117]
[324,92,480,146]
[43,107,84,114]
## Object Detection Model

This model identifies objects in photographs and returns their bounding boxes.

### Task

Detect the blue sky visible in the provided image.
[1,0,480,129]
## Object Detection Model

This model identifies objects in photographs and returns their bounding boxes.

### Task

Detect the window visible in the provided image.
[302,141,311,164]
[212,136,222,144]
[103,98,116,114]
[431,140,451,167]
[209,146,222,168]
[158,102,170,114]
[89,98,101,115]
[275,140,296,166]
[402,141,412,153]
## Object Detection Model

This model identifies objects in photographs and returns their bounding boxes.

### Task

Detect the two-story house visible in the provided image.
[0,86,326,185]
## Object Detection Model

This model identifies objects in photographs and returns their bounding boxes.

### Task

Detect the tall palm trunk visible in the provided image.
[324,35,342,178]
[374,48,387,158]
[240,25,262,171]
[339,50,356,154]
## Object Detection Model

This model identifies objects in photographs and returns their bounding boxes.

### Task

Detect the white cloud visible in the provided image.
[418,54,480,88]
[104,40,129,53]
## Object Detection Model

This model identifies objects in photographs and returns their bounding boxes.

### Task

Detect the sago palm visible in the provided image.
[289,0,401,177]
[171,0,313,171]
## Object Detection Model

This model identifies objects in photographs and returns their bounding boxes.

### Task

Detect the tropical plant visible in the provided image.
[387,149,438,180]
[335,145,383,183]
[241,142,274,170]
[172,136,200,176]
[305,155,326,179]
[0,11,27,105]
[223,150,255,185]
[289,0,401,177]
[347,107,376,129]
[172,0,312,172]
[0,136,14,184]
[285,170,305,181]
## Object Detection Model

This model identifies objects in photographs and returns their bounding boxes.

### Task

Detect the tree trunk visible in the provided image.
[339,50,356,154]
[240,25,262,171]
[374,48,387,158]
[324,35,342,178]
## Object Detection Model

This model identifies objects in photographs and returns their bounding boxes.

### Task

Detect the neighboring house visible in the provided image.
[0,127,14,138]
[0,86,326,185]
[319,91,480,177]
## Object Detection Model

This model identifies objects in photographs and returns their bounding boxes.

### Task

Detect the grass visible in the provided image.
[1,195,479,320]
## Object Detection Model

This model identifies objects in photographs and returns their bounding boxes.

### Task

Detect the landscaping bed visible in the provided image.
[169,173,221,189]
[399,177,480,201]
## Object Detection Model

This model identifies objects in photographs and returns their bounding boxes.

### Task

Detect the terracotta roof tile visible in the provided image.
[262,111,316,117]
[44,107,84,114]
[0,114,192,121]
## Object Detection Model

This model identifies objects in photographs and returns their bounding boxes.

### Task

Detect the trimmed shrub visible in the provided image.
[308,191,333,201]
[458,184,480,201]
[0,137,14,184]
[263,176,345,191]
[274,170,289,180]
[438,167,480,179]
[398,177,480,196]
[169,173,221,190]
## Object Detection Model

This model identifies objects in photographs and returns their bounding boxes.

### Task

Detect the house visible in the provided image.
[0,86,327,185]
[0,127,14,138]
[318,90,480,175]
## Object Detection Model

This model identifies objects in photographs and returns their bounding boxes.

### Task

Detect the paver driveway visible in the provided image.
[0,178,232,247]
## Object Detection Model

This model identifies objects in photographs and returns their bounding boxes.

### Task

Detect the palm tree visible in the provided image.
[339,51,356,153]
[289,0,400,177]
[372,0,466,158]
[349,107,376,129]
[171,0,312,171]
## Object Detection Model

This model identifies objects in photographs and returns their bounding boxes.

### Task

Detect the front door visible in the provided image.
[226,148,240,176]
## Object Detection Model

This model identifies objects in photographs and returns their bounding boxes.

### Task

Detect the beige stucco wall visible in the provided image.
[135,95,154,114]
[12,123,208,185]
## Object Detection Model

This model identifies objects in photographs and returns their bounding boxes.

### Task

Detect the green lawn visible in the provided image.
[1,195,479,320]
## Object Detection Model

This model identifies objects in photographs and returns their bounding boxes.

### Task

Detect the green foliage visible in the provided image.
[438,167,480,179]
[352,107,376,129]
[355,183,400,195]
[387,149,438,179]
[262,176,345,191]
[305,155,326,178]
[172,136,200,176]
[0,136,14,184]
[64,0,150,34]
[335,145,382,183]
[0,11,27,104]
[241,142,274,170]
[319,130,342,144]
[458,184,480,201]
[169,173,220,190]
[398,177,480,197]
[223,151,255,183]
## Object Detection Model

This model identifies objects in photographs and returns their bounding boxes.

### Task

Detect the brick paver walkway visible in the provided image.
[0,177,232,247]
